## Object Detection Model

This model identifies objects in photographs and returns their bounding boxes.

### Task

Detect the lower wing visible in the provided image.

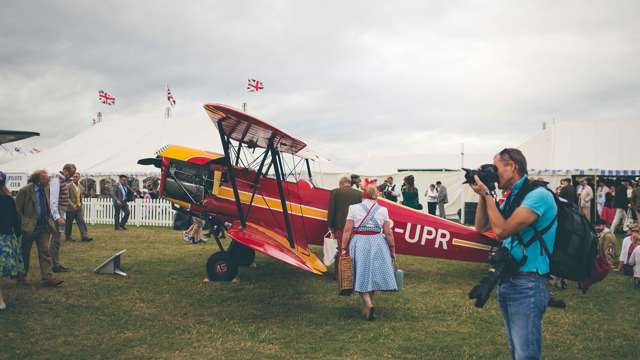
[226,221,327,275]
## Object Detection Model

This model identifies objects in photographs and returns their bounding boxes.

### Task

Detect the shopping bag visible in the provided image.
[338,256,353,296]
[323,231,337,266]
[394,260,404,291]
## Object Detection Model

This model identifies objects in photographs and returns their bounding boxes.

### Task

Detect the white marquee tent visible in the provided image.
[4,112,637,221]
[521,120,640,177]
[1,115,224,176]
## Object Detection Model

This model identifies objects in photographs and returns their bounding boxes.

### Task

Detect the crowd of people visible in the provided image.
[0,165,150,310]
[556,177,639,232]
[375,174,449,218]
[554,176,640,287]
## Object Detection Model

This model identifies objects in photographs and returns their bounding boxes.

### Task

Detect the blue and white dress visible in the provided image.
[348,199,398,293]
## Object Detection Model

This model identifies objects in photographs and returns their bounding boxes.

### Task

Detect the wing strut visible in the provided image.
[217,120,246,228]
[305,159,315,186]
[245,146,272,220]
[270,140,296,249]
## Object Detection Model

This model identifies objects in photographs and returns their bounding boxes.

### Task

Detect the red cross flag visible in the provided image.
[247,78,264,92]
[98,90,116,105]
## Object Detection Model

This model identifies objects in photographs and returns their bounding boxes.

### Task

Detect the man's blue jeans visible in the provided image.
[497,275,550,360]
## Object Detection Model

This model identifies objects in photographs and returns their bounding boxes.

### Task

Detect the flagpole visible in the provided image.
[460,142,465,224]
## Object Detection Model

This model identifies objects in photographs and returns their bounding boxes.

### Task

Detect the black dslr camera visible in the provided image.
[462,164,499,192]
[468,247,526,308]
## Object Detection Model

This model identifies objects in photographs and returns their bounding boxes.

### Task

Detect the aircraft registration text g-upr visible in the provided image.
[393,221,450,250]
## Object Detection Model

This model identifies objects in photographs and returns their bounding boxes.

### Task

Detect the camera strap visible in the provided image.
[513,215,557,256]
[504,179,556,257]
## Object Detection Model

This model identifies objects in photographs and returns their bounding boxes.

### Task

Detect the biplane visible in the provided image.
[138,104,498,281]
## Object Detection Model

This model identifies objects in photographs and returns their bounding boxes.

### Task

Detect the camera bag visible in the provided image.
[502,180,605,283]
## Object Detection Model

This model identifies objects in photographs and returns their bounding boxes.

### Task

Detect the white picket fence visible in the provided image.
[82,198,175,227]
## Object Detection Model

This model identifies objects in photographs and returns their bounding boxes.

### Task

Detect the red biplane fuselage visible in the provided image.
[141,104,497,281]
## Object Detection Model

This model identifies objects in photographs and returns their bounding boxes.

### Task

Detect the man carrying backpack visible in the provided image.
[470,148,558,360]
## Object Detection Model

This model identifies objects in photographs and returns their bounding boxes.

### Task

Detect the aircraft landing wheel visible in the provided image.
[229,241,255,267]
[206,252,239,282]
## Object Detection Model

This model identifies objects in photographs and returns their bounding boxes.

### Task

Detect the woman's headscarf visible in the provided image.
[362,178,378,199]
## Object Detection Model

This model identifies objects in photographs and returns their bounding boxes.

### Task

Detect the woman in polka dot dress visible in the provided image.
[341,183,397,320]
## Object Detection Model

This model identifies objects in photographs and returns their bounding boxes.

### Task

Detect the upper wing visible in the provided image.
[226,221,327,275]
[203,103,307,155]
[155,144,225,165]
[0,130,40,145]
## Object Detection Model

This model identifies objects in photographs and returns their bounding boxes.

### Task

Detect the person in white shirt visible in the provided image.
[425,184,438,215]
[619,234,634,272]
[350,174,362,190]
[340,183,397,320]
[596,181,609,218]
[49,163,76,273]
[624,226,640,286]
[379,176,401,203]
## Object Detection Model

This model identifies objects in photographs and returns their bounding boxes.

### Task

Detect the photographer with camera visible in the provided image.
[468,148,558,360]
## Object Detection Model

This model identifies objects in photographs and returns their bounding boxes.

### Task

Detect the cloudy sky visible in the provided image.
[1,1,639,170]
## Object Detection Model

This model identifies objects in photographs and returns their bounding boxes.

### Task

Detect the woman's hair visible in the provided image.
[403,175,415,189]
[364,184,378,199]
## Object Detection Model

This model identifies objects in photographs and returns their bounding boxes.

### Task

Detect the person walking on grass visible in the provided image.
[49,163,76,273]
[328,177,363,279]
[111,175,132,230]
[0,172,25,310]
[341,181,397,320]
[15,170,64,288]
[610,180,631,234]
[65,172,93,242]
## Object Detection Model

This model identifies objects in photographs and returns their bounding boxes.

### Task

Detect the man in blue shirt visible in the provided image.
[471,148,558,360]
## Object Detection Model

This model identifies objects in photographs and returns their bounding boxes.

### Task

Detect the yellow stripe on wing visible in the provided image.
[217,186,328,221]
[452,238,493,251]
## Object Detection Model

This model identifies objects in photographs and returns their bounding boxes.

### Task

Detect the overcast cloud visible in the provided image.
[1,0,639,169]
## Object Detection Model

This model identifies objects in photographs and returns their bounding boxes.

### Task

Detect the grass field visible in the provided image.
[0,225,638,359]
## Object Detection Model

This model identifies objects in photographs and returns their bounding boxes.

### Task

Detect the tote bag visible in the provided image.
[323,231,337,266]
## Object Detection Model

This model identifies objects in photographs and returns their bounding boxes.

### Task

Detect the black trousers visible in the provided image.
[427,202,437,215]
[114,204,130,229]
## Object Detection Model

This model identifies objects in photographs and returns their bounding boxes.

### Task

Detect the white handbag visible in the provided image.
[323,231,338,266]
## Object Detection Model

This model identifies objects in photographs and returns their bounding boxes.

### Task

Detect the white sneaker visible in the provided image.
[0,302,7,310]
